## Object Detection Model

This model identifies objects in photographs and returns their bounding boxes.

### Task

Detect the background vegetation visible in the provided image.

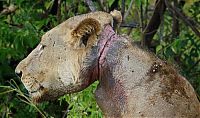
[0,0,199,117]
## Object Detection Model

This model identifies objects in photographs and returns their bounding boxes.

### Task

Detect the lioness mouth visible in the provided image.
[29,85,44,94]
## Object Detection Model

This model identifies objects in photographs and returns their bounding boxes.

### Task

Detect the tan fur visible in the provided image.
[15,11,114,102]
[16,11,200,117]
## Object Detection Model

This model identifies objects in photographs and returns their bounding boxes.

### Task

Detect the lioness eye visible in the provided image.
[39,44,46,51]
[41,45,46,49]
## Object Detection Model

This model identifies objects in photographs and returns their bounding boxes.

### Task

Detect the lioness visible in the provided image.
[15,11,200,117]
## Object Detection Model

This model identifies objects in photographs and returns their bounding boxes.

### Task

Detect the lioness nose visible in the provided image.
[15,70,22,78]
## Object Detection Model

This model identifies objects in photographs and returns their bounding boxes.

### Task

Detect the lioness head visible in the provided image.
[15,11,120,102]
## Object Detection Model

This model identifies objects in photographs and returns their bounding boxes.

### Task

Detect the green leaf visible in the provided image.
[135,0,141,8]
[156,45,162,54]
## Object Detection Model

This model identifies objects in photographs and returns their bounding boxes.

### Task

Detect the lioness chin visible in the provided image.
[16,11,200,117]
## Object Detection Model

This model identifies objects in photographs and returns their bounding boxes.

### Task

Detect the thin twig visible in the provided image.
[124,0,134,21]
[84,0,96,12]
[4,22,23,28]
[97,0,106,11]
[165,0,200,37]
[140,1,144,30]
[62,108,69,118]
[121,0,125,22]
[172,0,180,37]
[57,0,62,23]
[144,0,148,26]
[141,0,166,48]
[120,22,140,28]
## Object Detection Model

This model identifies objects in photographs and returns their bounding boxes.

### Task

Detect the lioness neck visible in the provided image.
[94,25,200,117]
[95,26,155,117]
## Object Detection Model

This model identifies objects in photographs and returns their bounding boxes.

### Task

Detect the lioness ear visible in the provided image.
[110,10,122,31]
[71,18,101,48]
